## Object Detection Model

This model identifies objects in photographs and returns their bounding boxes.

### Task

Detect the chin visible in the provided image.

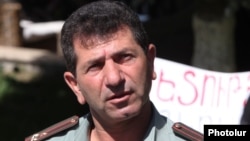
[117,104,141,119]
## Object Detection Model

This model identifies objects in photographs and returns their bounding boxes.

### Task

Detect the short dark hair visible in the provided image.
[60,0,149,75]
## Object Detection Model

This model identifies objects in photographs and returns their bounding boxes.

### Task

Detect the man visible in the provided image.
[25,1,203,141]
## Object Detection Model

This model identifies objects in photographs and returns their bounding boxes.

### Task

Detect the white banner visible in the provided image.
[150,58,250,133]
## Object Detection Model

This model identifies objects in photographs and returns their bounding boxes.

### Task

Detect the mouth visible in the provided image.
[107,91,132,102]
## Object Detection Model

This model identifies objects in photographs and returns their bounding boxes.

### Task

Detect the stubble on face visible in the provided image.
[73,26,154,123]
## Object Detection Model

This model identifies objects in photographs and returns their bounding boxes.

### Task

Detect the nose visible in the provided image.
[104,60,124,87]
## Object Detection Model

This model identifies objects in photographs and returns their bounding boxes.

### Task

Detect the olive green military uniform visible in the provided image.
[44,105,186,141]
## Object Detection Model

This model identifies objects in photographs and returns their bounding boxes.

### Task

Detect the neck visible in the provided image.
[90,102,153,141]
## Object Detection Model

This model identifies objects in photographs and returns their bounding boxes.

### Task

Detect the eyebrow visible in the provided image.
[81,47,138,69]
[113,47,137,56]
[82,55,105,69]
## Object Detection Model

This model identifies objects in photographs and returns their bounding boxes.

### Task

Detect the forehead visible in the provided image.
[72,26,143,64]
[73,26,135,49]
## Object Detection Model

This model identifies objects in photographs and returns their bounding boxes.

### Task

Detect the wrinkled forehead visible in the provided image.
[73,34,113,49]
[73,26,133,49]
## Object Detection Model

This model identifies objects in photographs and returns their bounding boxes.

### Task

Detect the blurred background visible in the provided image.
[0,0,250,140]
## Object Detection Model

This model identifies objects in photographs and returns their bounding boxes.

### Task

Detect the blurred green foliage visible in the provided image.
[0,69,88,141]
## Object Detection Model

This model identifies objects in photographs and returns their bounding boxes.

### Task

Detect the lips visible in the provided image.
[107,91,132,101]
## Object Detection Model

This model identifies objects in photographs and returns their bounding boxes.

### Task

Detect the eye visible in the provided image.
[117,54,134,64]
[88,63,103,72]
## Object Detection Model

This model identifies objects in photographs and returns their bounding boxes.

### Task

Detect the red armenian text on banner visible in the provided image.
[149,58,250,133]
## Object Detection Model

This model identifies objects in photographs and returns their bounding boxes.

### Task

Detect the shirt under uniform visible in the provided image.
[46,105,186,141]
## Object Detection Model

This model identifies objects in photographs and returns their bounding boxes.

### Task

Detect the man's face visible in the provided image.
[64,26,156,122]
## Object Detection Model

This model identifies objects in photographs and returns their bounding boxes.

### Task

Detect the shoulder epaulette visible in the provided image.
[25,115,79,141]
[172,122,204,141]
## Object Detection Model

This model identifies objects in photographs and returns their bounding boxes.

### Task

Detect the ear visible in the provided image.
[64,72,86,105]
[147,44,157,80]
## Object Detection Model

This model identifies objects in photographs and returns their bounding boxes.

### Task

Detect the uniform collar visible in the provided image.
[75,103,168,141]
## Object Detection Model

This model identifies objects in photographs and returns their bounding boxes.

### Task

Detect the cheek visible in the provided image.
[78,76,103,99]
[80,80,95,93]
[125,62,148,84]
